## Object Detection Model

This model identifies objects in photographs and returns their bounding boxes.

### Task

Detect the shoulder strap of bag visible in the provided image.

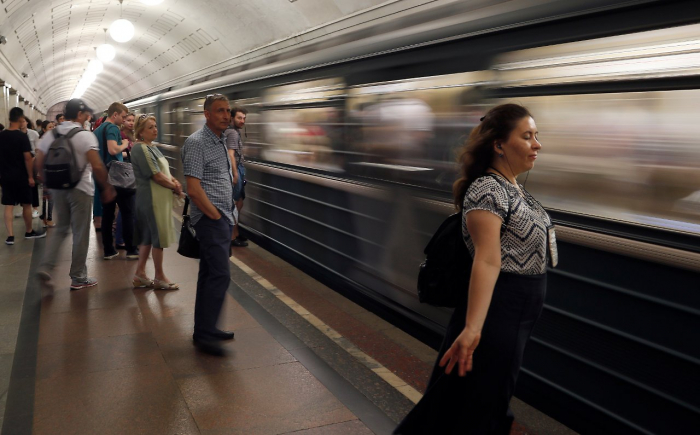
[486,173,513,229]
[183,195,189,217]
[101,124,109,162]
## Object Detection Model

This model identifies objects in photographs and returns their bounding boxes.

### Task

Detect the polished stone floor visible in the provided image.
[0,203,575,435]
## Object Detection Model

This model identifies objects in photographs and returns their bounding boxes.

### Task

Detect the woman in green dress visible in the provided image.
[131,115,183,290]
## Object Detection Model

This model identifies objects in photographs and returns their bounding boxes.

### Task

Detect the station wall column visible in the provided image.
[9,89,18,111]
[0,82,7,125]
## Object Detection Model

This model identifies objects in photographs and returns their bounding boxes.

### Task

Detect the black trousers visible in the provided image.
[394,272,546,435]
[193,216,233,340]
[101,188,135,252]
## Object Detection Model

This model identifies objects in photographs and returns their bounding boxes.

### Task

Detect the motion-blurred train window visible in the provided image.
[507,91,700,234]
[346,72,490,191]
[492,23,700,234]
[258,79,347,172]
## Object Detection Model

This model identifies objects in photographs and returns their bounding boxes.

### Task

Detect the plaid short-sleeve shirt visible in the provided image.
[182,125,235,225]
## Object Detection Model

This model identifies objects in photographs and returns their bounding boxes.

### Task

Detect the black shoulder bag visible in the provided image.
[177,195,200,259]
[417,174,513,308]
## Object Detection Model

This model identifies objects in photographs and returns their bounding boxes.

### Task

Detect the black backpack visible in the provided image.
[44,127,85,189]
[417,174,512,308]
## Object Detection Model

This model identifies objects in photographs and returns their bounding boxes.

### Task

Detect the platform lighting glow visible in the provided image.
[83,71,98,84]
[109,19,135,43]
[140,0,164,5]
[96,43,116,62]
[87,59,103,75]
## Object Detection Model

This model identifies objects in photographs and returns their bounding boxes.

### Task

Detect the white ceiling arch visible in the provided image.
[0,0,437,112]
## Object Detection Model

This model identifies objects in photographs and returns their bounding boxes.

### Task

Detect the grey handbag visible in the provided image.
[101,127,136,191]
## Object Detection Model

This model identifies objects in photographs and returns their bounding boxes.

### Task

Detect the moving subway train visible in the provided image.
[126,1,700,434]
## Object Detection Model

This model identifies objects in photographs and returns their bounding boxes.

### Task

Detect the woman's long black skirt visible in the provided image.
[394,271,546,435]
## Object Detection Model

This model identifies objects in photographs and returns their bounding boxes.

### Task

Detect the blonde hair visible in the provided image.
[134,115,157,141]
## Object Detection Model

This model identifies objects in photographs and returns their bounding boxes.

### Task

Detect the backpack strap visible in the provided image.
[486,173,513,233]
[101,124,109,162]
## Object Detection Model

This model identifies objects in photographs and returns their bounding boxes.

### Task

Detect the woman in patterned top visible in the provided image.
[395,104,554,435]
[130,115,183,290]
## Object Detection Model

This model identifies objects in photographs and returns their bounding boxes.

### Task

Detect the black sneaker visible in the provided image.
[237,235,248,242]
[5,236,14,245]
[231,238,248,248]
[25,230,47,239]
[125,249,139,260]
[104,250,119,260]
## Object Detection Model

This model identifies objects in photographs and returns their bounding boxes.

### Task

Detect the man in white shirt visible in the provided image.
[34,99,116,290]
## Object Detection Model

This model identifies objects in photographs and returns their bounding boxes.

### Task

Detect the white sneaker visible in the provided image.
[14,211,22,218]
[32,210,40,218]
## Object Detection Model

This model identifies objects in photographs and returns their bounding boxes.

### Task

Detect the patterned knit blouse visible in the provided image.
[462,174,552,275]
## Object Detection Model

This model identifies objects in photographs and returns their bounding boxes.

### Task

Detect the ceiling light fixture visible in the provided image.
[97,29,116,62]
[109,0,134,43]
[87,59,104,75]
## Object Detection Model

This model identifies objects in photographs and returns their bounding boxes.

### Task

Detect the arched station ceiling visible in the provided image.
[0,0,437,113]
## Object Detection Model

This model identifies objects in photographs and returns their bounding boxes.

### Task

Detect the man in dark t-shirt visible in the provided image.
[0,107,46,245]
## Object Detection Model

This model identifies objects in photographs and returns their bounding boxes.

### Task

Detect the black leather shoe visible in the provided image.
[231,238,248,247]
[237,235,248,242]
[193,337,225,356]
[211,329,235,340]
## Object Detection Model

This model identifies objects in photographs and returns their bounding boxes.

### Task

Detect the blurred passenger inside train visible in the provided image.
[395,104,555,435]
[225,106,246,247]
[182,94,236,356]
[35,98,116,290]
[131,115,182,290]
[362,97,434,162]
[94,102,137,260]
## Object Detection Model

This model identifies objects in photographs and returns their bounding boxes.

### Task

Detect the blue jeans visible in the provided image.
[233,164,245,201]
[193,215,233,340]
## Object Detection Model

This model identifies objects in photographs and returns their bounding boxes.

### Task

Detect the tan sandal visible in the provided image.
[153,278,179,290]
[133,275,154,288]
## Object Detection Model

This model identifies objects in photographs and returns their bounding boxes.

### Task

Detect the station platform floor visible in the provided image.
[0,206,577,435]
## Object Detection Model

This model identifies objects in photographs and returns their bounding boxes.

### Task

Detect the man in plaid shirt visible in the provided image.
[182,94,236,356]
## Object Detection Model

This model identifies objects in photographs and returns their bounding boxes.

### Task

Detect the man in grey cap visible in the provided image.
[34,99,116,290]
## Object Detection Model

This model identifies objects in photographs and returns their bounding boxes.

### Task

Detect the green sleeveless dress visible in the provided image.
[131,142,175,249]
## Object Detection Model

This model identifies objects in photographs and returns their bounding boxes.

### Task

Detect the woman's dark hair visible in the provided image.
[39,120,53,137]
[23,116,34,130]
[452,103,532,210]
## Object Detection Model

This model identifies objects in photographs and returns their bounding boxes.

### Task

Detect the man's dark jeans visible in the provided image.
[101,187,135,253]
[193,215,233,340]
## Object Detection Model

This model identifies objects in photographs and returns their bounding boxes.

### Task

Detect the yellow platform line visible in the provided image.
[228,255,424,405]
[172,210,423,404]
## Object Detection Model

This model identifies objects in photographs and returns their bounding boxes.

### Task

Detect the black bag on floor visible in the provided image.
[177,196,200,259]
[417,174,512,308]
